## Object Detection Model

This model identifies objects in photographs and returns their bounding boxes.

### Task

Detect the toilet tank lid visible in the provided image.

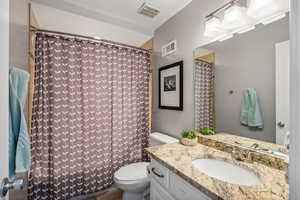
[150,132,179,144]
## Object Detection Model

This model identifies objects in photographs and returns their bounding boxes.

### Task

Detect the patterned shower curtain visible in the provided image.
[28,33,150,200]
[194,60,215,130]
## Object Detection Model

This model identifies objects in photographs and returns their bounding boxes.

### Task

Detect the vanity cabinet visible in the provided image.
[149,158,211,200]
[151,180,175,200]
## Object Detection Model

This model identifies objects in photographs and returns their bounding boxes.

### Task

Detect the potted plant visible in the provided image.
[180,130,198,146]
[198,128,215,136]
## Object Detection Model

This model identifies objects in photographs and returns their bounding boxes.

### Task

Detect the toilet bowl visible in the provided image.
[114,132,179,200]
[114,162,150,200]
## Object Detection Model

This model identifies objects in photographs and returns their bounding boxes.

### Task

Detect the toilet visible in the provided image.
[114,132,179,200]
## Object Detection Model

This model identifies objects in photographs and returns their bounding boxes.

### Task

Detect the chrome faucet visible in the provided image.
[250,143,259,149]
[231,147,253,163]
[231,147,243,161]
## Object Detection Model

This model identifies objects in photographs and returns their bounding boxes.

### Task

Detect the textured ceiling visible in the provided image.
[31,0,193,35]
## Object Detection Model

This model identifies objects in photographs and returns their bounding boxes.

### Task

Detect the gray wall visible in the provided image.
[153,0,224,138]
[204,17,289,143]
[10,0,29,71]
[153,0,289,142]
[9,0,30,199]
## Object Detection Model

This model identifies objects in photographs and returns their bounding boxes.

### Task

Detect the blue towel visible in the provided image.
[240,88,263,129]
[9,67,31,178]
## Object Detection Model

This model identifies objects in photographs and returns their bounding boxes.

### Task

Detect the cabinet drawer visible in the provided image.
[169,171,211,200]
[149,158,169,189]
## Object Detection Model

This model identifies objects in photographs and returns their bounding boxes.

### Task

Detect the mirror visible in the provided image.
[194,16,289,155]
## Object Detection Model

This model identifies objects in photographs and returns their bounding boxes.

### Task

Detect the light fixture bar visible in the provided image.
[205,0,247,19]
[261,13,286,25]
[237,26,255,34]
[218,34,233,42]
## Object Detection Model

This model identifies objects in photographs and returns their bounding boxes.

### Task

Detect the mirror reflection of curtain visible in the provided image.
[194,60,215,130]
[28,33,151,200]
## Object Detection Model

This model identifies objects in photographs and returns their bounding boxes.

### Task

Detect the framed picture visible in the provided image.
[159,61,183,110]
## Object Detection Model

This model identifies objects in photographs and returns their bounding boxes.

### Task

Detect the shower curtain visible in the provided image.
[194,60,215,130]
[28,33,150,200]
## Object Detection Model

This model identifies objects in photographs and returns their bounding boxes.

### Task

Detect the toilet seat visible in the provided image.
[114,162,149,182]
[113,133,177,200]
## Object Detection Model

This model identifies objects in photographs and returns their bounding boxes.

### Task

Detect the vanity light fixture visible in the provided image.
[203,16,227,38]
[222,4,252,32]
[203,0,289,40]
[247,0,289,24]
[236,25,255,34]
[261,13,287,25]
[218,34,234,42]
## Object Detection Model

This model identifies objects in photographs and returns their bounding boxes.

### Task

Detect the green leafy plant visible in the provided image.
[198,128,215,136]
[181,130,198,139]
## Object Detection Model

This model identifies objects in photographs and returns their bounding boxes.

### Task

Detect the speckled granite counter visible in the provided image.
[198,133,288,170]
[146,143,288,200]
[202,133,288,154]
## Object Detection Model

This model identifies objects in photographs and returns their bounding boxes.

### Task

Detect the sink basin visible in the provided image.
[192,158,261,186]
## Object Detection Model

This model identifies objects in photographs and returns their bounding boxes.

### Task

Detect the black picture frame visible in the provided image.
[159,61,183,111]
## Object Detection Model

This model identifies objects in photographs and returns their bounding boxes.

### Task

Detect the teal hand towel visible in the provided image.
[9,67,31,178]
[240,88,263,129]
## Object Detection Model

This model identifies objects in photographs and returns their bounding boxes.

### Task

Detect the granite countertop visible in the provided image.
[206,133,288,154]
[146,143,288,200]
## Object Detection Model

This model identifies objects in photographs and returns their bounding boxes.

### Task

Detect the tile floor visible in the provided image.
[87,188,122,200]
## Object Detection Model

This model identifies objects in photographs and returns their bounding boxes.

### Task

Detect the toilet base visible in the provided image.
[122,191,144,200]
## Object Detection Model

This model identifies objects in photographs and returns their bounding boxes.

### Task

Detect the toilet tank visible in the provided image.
[149,132,179,146]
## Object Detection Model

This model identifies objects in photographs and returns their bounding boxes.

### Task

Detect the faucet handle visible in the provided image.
[245,151,254,163]
[231,147,243,161]
[251,143,259,149]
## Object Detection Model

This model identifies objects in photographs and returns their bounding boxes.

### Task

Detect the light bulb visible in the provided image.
[204,17,227,38]
[247,0,289,24]
[222,5,252,31]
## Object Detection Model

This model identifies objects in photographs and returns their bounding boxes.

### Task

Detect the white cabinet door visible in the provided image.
[150,158,212,200]
[169,171,211,200]
[151,180,175,200]
[149,158,170,189]
[0,0,10,199]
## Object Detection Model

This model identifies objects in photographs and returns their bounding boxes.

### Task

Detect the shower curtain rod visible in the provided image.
[29,26,150,53]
